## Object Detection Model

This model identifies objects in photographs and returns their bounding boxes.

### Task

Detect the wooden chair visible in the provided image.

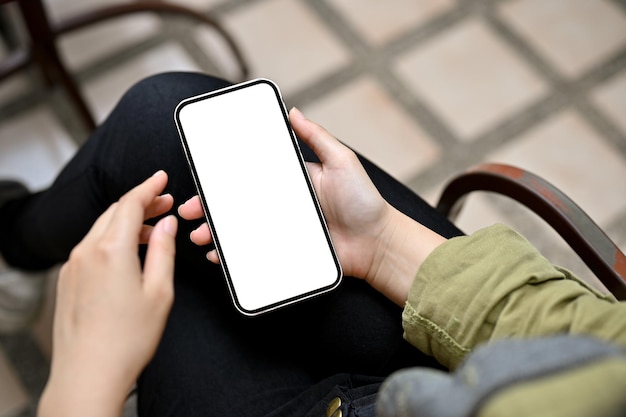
[0,0,249,131]
[436,163,626,301]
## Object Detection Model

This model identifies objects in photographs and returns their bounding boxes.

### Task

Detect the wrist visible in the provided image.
[365,207,446,306]
[39,354,131,417]
[39,384,125,417]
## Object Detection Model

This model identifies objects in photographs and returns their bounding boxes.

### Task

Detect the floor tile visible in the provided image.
[498,0,626,79]
[0,347,28,417]
[327,0,455,46]
[591,70,626,135]
[448,194,509,235]
[82,42,200,122]
[302,77,440,182]
[193,24,253,82]
[58,14,162,70]
[393,18,548,141]
[425,178,525,237]
[215,0,350,96]
[0,106,77,191]
[486,110,626,228]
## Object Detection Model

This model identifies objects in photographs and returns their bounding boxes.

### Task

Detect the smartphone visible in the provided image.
[174,78,342,316]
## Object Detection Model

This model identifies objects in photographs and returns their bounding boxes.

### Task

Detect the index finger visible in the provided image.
[178,195,205,220]
[102,170,170,248]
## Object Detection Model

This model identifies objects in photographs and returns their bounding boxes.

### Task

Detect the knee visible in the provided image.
[130,72,231,96]
[116,72,232,119]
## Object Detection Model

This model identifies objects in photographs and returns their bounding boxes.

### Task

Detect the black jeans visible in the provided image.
[0,72,462,416]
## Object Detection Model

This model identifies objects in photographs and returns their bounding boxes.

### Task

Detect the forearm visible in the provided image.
[37,332,152,417]
[39,387,125,417]
[365,206,447,306]
[38,361,130,417]
[402,224,625,370]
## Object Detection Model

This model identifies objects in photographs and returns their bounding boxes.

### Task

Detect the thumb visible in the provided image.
[143,215,177,305]
[290,107,348,165]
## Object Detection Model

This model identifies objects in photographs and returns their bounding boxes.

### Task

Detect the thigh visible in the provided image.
[138,266,437,417]
[138,264,320,417]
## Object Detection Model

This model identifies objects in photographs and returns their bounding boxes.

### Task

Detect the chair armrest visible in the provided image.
[436,163,626,300]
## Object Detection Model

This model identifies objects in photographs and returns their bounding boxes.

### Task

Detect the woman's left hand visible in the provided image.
[178,110,446,306]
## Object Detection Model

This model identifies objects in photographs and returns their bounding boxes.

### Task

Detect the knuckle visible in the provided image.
[72,236,124,264]
[118,193,133,205]
[95,238,123,258]
[67,244,86,264]
[336,147,357,165]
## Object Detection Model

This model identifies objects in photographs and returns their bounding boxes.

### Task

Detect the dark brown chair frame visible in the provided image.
[437,163,626,300]
[0,0,249,131]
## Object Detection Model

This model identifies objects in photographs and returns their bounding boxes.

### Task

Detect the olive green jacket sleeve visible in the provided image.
[402,223,626,371]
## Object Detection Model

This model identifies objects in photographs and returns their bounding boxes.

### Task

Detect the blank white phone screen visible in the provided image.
[175,79,342,316]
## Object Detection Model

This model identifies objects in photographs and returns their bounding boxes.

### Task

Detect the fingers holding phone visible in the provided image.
[178,196,218,263]
[175,79,341,315]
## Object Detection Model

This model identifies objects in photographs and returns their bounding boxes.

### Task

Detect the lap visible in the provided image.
[128,73,460,416]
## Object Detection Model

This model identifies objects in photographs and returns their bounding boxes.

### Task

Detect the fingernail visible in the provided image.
[290,107,305,121]
[177,198,191,216]
[162,215,178,236]
[152,170,166,178]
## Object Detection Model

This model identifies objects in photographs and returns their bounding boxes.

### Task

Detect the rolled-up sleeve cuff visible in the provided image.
[401,224,614,370]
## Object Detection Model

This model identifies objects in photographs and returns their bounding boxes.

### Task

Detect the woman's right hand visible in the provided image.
[39,171,177,417]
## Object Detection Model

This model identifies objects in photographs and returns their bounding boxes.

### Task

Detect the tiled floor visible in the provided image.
[1,0,626,415]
